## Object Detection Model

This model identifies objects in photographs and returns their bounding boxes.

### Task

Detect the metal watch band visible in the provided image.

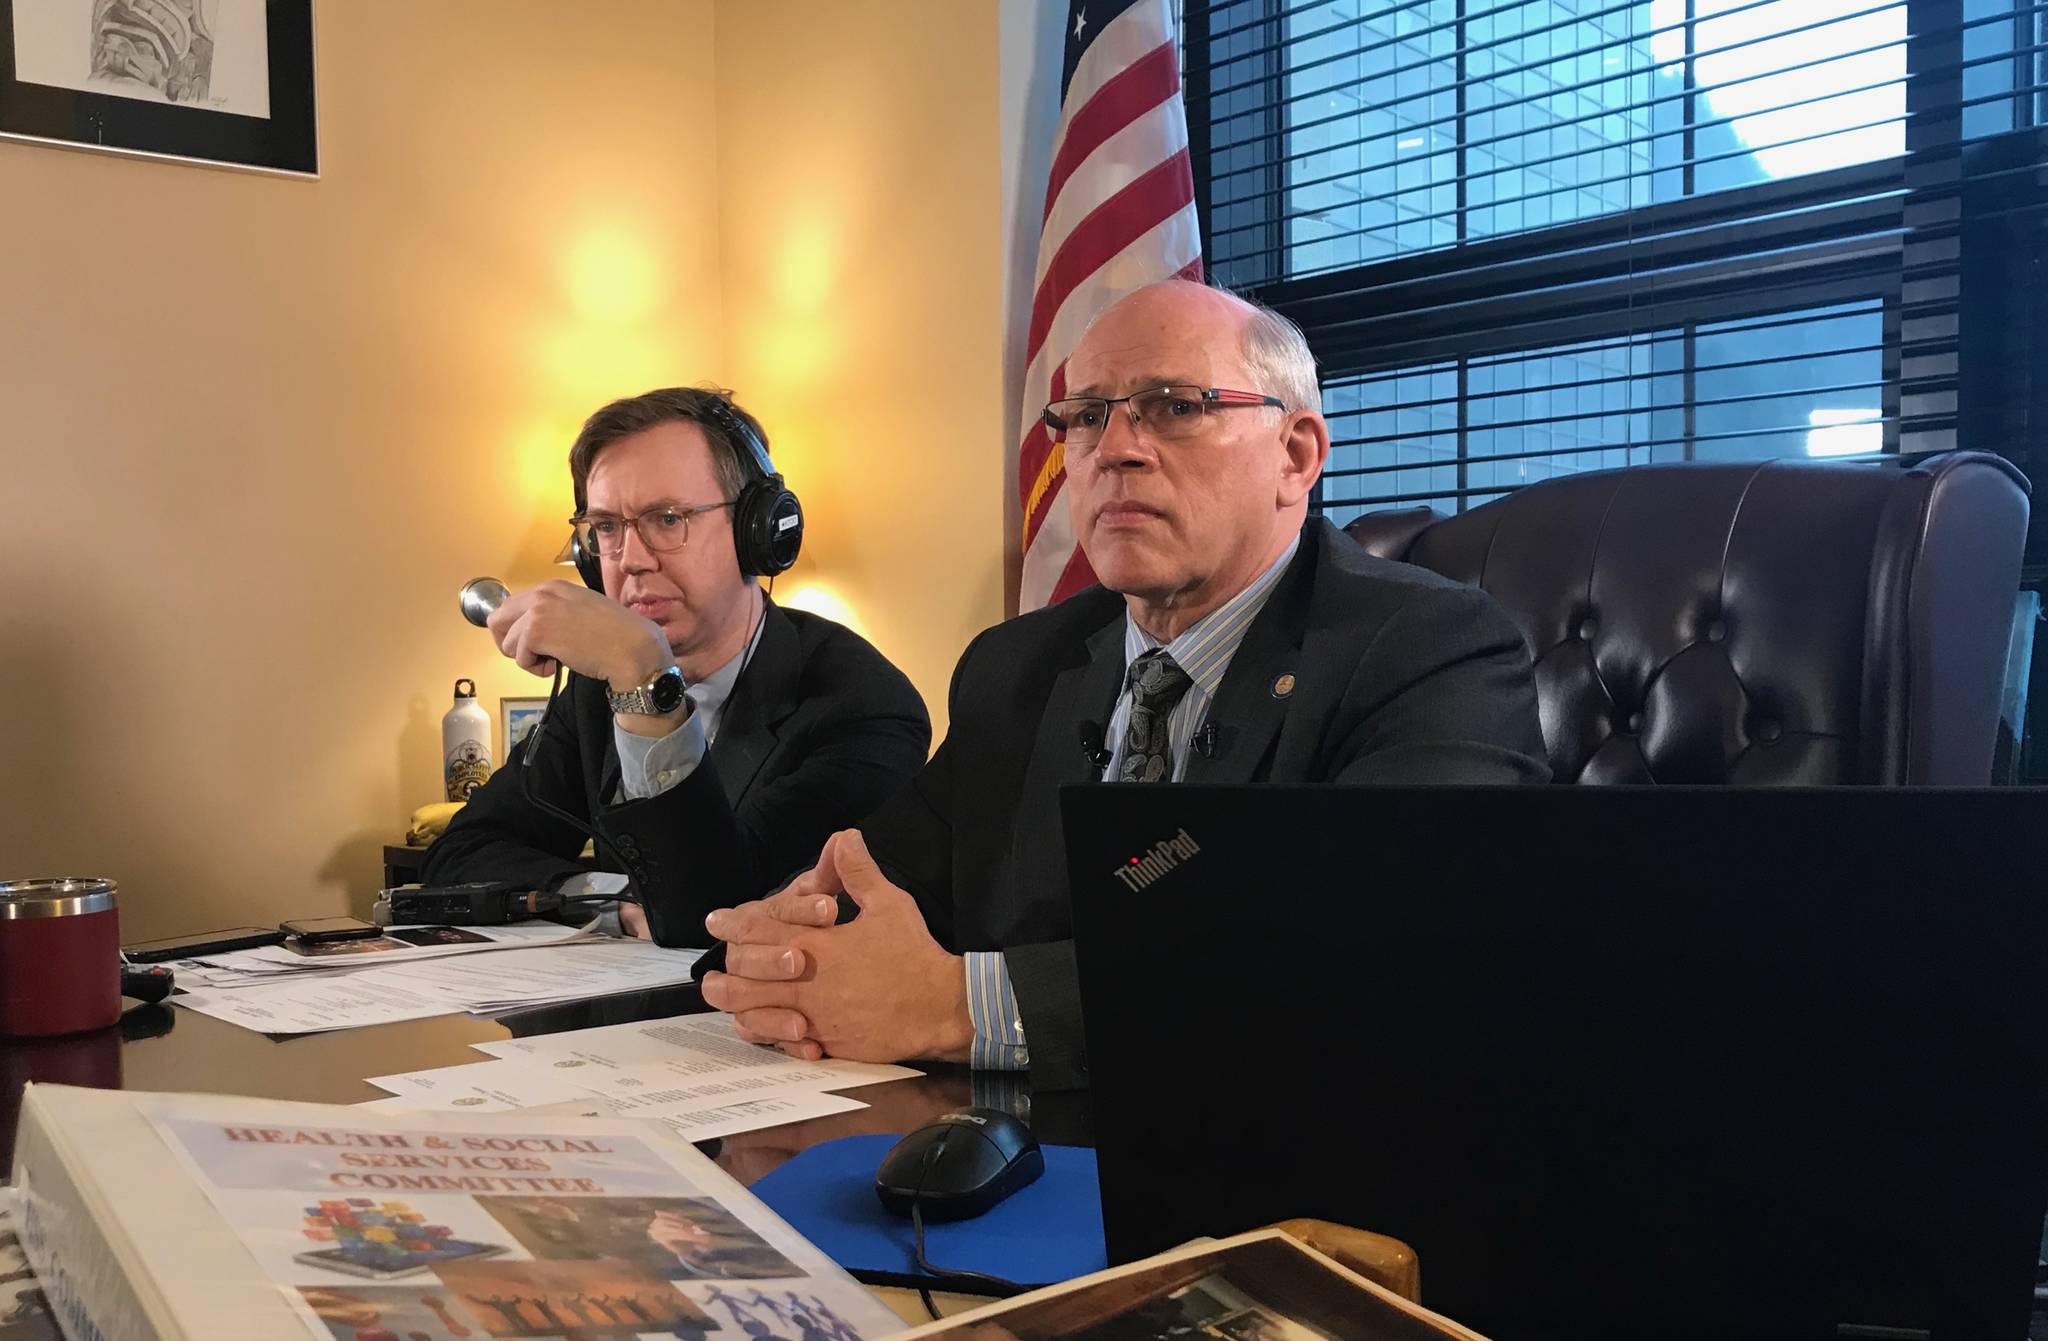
[607,685,657,715]
[607,666,683,716]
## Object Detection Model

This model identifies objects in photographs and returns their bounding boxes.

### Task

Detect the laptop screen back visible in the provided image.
[1064,785,2048,1340]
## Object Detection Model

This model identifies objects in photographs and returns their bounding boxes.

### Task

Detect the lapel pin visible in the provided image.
[1271,672,1296,699]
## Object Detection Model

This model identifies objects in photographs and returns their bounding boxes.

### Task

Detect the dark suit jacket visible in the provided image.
[423,602,931,947]
[861,518,1548,1088]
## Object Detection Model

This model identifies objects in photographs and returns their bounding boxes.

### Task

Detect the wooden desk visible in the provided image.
[1,992,1087,1331]
[0,991,1093,1185]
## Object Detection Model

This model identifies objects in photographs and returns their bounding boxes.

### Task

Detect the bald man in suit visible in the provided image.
[699,283,1546,1088]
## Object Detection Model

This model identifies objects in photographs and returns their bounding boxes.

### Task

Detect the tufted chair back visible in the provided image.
[1343,453,2030,785]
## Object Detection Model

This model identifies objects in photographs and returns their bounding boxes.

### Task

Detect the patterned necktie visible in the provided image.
[1117,649,1195,783]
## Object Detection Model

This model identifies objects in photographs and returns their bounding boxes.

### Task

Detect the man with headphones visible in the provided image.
[422,387,931,945]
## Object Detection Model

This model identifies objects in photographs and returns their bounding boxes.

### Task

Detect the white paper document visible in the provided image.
[358,1086,870,1141]
[361,1059,605,1113]
[361,1014,917,1141]
[163,920,600,999]
[471,1011,915,1089]
[369,1053,912,1120]
[181,920,595,977]
[373,1015,916,1105]
[173,939,705,1034]
[644,1090,869,1140]
[175,978,463,1035]
[172,961,359,991]
[575,1056,914,1112]
[367,940,707,1009]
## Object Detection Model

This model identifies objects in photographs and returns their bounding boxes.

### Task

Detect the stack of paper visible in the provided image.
[171,932,707,1035]
[361,1013,919,1143]
[167,921,596,991]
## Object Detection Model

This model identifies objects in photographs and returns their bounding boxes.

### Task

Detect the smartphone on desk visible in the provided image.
[280,916,383,944]
[122,926,287,962]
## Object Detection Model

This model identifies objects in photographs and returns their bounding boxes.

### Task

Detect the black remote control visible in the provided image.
[120,963,176,1004]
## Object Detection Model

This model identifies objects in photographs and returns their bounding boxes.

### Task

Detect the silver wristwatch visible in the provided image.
[606,665,686,716]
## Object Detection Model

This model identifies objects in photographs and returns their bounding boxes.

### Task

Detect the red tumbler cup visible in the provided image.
[0,877,122,1037]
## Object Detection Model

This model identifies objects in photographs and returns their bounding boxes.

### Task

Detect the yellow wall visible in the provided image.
[0,1,1014,942]
[713,1,1008,725]
[0,1,726,939]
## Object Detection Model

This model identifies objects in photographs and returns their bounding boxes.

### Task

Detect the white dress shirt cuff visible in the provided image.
[963,950,1029,1071]
[611,708,706,801]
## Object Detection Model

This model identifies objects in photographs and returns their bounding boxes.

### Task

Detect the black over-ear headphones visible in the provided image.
[573,398,804,591]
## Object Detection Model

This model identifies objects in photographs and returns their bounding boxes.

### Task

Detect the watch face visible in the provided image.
[649,666,686,714]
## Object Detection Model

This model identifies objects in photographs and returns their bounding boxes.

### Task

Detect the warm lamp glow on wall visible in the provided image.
[530,225,679,419]
[566,227,661,322]
[513,418,576,504]
[776,580,866,640]
[776,222,840,312]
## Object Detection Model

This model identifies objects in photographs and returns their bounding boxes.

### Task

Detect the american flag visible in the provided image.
[1017,0,1204,612]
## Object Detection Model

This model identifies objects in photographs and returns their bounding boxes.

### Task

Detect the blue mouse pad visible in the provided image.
[749,1135,1106,1289]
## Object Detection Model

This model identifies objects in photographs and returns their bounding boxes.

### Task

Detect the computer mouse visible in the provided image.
[874,1107,1044,1221]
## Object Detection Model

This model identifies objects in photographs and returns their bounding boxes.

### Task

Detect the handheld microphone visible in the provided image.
[1079,722,1112,770]
[450,571,666,937]
[459,577,509,627]
[458,575,546,762]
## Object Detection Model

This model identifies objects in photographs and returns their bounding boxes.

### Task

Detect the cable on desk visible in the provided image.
[910,1198,1029,1318]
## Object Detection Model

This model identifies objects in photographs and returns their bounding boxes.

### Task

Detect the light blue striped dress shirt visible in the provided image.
[963,536,1301,1070]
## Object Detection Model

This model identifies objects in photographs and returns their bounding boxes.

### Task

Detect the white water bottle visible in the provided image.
[442,677,493,801]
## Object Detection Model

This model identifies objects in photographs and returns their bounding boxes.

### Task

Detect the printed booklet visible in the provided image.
[11,1082,903,1341]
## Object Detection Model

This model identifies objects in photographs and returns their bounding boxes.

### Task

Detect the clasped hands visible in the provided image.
[699,829,974,1065]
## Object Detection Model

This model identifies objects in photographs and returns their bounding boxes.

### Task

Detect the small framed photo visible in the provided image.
[501,697,549,759]
[0,0,318,176]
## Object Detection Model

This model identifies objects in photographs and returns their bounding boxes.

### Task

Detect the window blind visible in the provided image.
[1183,0,2048,543]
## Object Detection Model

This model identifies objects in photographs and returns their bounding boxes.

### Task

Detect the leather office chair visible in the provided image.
[1343,453,2031,785]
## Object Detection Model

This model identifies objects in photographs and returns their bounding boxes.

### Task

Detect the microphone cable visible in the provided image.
[513,577,772,919]
[514,657,646,913]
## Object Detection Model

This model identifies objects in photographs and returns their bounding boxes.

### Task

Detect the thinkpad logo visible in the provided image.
[1111,828,1201,891]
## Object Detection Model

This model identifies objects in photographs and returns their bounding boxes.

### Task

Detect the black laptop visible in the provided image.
[1063,786,2048,1341]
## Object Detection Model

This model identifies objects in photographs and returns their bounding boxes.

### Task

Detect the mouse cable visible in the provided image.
[910,1199,1031,1319]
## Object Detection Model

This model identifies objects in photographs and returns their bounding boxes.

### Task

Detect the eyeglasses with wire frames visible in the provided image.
[569,500,735,557]
[1041,384,1287,455]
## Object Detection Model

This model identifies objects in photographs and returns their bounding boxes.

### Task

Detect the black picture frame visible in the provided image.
[0,0,315,177]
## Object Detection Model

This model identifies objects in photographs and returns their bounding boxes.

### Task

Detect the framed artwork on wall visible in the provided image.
[501,697,548,760]
[0,0,316,176]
